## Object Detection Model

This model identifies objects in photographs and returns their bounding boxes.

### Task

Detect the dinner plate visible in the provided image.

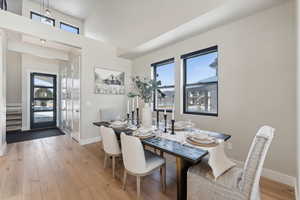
[187,134,215,143]
[186,137,218,147]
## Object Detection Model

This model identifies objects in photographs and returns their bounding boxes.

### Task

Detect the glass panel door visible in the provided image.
[30,73,57,129]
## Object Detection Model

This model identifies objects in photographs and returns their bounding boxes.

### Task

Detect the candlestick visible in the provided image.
[156,110,160,129]
[127,113,130,122]
[136,108,140,126]
[171,119,175,135]
[164,114,167,133]
[131,111,135,124]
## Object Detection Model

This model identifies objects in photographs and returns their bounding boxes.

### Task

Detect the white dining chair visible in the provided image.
[187,125,275,200]
[101,126,122,178]
[120,133,166,199]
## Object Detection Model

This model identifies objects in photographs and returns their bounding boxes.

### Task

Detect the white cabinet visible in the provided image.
[59,53,81,142]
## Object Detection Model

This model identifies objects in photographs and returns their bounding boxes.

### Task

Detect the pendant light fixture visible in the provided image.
[40,0,52,21]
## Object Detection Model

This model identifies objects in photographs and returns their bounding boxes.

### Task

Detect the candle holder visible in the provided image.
[131,111,135,124]
[171,119,175,135]
[156,110,160,129]
[164,114,167,133]
[136,108,140,126]
[127,113,130,122]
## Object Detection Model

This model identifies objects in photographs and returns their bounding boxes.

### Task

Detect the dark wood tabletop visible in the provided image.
[93,121,231,164]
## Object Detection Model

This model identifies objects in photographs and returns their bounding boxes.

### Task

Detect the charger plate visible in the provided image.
[186,137,218,148]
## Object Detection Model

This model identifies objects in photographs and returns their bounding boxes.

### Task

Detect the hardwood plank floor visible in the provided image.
[0,135,295,200]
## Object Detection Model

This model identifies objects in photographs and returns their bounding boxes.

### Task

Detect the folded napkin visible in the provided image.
[133,127,154,138]
[159,131,236,179]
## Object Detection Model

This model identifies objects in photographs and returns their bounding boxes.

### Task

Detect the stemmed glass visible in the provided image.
[186,120,194,132]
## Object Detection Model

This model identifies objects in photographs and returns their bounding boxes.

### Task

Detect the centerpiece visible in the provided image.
[128,76,165,128]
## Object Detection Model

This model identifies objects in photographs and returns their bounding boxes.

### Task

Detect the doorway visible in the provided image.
[30,72,57,129]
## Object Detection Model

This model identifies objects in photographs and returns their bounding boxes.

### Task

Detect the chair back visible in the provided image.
[240,126,274,199]
[120,133,147,174]
[101,126,121,155]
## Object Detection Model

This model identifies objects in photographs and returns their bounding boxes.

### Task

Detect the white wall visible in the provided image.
[80,39,132,141]
[22,0,84,35]
[133,2,297,181]
[6,50,22,105]
[21,54,60,130]
[8,40,69,61]
[297,0,300,197]
[0,30,7,155]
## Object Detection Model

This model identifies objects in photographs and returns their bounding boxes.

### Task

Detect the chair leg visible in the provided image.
[103,153,108,168]
[160,164,166,192]
[112,156,116,178]
[136,176,141,199]
[122,170,127,190]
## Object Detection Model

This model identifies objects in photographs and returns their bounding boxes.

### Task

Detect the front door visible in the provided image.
[30,73,57,129]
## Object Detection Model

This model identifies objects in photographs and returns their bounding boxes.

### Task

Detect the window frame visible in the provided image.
[182,45,218,117]
[151,58,175,112]
[30,11,55,27]
[60,22,80,34]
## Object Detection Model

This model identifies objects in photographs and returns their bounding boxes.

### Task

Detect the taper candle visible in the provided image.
[132,98,135,111]
[172,105,175,120]
[127,100,130,113]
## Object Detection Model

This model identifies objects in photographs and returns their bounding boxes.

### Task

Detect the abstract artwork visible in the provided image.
[94,67,125,95]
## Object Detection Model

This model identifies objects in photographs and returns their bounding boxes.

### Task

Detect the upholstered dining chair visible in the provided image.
[120,133,166,199]
[101,126,122,178]
[187,125,274,200]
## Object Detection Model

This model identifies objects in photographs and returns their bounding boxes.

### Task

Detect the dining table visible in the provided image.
[93,121,231,200]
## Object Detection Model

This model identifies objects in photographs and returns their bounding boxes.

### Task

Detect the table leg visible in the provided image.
[176,157,190,200]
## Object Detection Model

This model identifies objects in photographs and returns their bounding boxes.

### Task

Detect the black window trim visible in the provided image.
[152,58,175,112]
[30,11,55,26]
[182,45,218,117]
[60,22,80,34]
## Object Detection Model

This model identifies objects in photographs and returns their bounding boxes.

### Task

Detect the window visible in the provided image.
[182,46,218,116]
[60,22,80,34]
[152,58,175,111]
[30,11,55,27]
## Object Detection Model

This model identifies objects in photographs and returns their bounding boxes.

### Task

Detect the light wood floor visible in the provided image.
[0,135,295,200]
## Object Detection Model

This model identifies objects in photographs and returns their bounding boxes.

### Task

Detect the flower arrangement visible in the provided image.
[128,76,165,103]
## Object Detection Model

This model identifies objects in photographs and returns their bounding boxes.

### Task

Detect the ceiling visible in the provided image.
[28,0,287,58]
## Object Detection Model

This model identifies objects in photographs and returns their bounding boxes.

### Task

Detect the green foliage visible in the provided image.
[127,92,137,98]
[129,76,165,103]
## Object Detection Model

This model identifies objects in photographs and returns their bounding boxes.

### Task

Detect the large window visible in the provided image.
[182,46,218,116]
[60,22,80,34]
[30,11,55,27]
[152,58,175,111]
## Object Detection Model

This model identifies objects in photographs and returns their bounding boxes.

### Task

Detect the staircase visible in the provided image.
[6,104,22,132]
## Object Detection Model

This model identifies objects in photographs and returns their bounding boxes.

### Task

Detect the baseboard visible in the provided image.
[0,142,7,156]
[80,136,101,145]
[233,159,296,187]
[262,167,296,187]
